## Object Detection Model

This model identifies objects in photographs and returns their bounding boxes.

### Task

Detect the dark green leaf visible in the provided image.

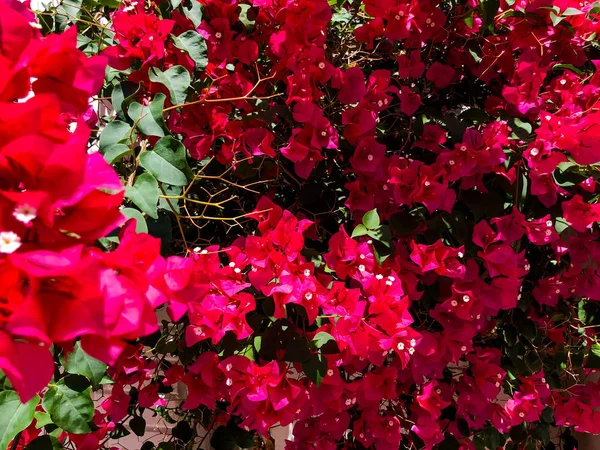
[42,380,94,434]
[112,82,140,119]
[367,226,392,247]
[125,173,160,219]
[445,114,467,142]
[61,342,108,388]
[130,416,146,437]
[503,325,518,346]
[146,214,173,255]
[24,435,63,450]
[284,337,311,363]
[312,332,340,354]
[586,343,600,368]
[481,0,500,29]
[148,66,191,106]
[210,425,236,450]
[0,391,38,450]
[522,318,537,342]
[172,31,208,70]
[230,424,255,448]
[390,211,419,235]
[302,353,328,387]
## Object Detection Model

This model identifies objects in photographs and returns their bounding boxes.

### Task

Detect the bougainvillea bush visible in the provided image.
[5,0,600,448]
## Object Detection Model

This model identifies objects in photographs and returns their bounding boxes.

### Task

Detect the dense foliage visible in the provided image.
[3,0,600,448]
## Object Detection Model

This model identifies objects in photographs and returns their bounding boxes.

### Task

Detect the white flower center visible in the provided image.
[0,231,21,254]
[13,204,37,224]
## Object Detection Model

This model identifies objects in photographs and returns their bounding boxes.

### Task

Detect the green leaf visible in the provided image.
[229,423,255,448]
[445,113,467,142]
[562,7,583,15]
[362,209,380,229]
[112,82,141,119]
[139,137,191,186]
[102,144,132,165]
[182,0,203,27]
[367,226,392,247]
[481,0,500,30]
[550,11,564,26]
[122,208,149,234]
[521,318,538,342]
[351,224,368,238]
[42,380,94,434]
[128,94,167,137]
[61,342,108,388]
[390,211,419,235]
[171,31,208,70]
[586,343,600,368]
[312,332,340,354]
[511,117,533,137]
[552,63,585,75]
[24,435,63,450]
[34,411,52,428]
[55,0,82,27]
[125,173,160,219]
[210,426,236,450]
[238,4,256,28]
[503,325,518,346]
[171,0,183,8]
[283,337,311,363]
[100,120,132,150]
[148,66,191,107]
[302,353,328,387]
[0,391,39,450]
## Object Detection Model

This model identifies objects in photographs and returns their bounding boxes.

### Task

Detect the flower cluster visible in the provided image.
[0,0,162,401]
[4,0,600,448]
